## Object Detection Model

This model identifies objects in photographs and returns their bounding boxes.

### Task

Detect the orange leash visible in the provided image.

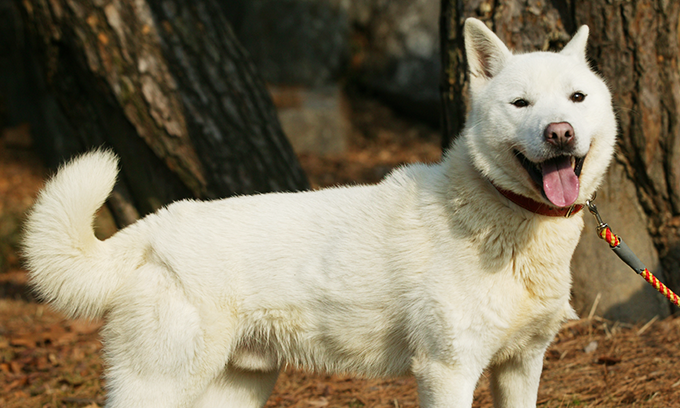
[586,197,680,308]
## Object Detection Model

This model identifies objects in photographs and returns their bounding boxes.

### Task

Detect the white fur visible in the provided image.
[23,19,616,408]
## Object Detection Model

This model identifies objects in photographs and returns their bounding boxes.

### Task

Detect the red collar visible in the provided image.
[493,185,583,217]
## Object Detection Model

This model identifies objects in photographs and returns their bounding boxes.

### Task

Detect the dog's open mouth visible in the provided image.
[515,151,585,208]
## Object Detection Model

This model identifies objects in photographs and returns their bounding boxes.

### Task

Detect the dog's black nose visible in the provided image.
[544,122,575,149]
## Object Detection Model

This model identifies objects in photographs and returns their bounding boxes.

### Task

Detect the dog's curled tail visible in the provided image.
[23,149,122,319]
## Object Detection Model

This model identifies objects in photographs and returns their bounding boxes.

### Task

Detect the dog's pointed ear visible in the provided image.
[464,18,511,88]
[560,25,589,61]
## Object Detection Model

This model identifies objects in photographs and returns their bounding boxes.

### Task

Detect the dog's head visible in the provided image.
[462,18,616,209]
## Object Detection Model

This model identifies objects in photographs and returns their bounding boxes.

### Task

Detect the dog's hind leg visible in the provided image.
[103,335,232,408]
[193,367,280,408]
[101,264,238,408]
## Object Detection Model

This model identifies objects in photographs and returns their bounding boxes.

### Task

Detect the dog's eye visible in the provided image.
[511,99,530,108]
[570,92,586,103]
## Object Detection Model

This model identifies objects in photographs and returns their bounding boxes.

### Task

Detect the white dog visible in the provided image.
[23,18,616,408]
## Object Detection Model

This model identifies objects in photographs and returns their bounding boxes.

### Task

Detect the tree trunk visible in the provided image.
[8,0,309,226]
[575,0,680,303]
[440,0,680,319]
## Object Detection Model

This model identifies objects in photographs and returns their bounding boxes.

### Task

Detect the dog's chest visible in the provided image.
[485,246,575,361]
[493,289,571,363]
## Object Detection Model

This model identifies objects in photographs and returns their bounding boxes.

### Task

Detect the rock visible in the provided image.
[571,159,671,322]
[348,0,442,125]
[357,56,441,125]
[222,0,351,154]
[224,0,350,87]
[346,0,440,61]
[223,0,442,124]
[270,85,349,155]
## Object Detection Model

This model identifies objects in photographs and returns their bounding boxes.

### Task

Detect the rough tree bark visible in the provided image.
[440,0,679,320]
[7,0,309,226]
[576,0,680,303]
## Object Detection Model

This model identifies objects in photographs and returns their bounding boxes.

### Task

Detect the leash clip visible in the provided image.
[586,193,680,307]
[585,193,607,234]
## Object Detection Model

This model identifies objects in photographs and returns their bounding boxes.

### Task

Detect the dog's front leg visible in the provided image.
[413,358,484,408]
[488,345,548,408]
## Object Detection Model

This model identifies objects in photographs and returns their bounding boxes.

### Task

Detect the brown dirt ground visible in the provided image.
[1,96,679,407]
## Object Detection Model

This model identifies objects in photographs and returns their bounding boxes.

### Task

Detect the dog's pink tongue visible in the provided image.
[542,157,579,207]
